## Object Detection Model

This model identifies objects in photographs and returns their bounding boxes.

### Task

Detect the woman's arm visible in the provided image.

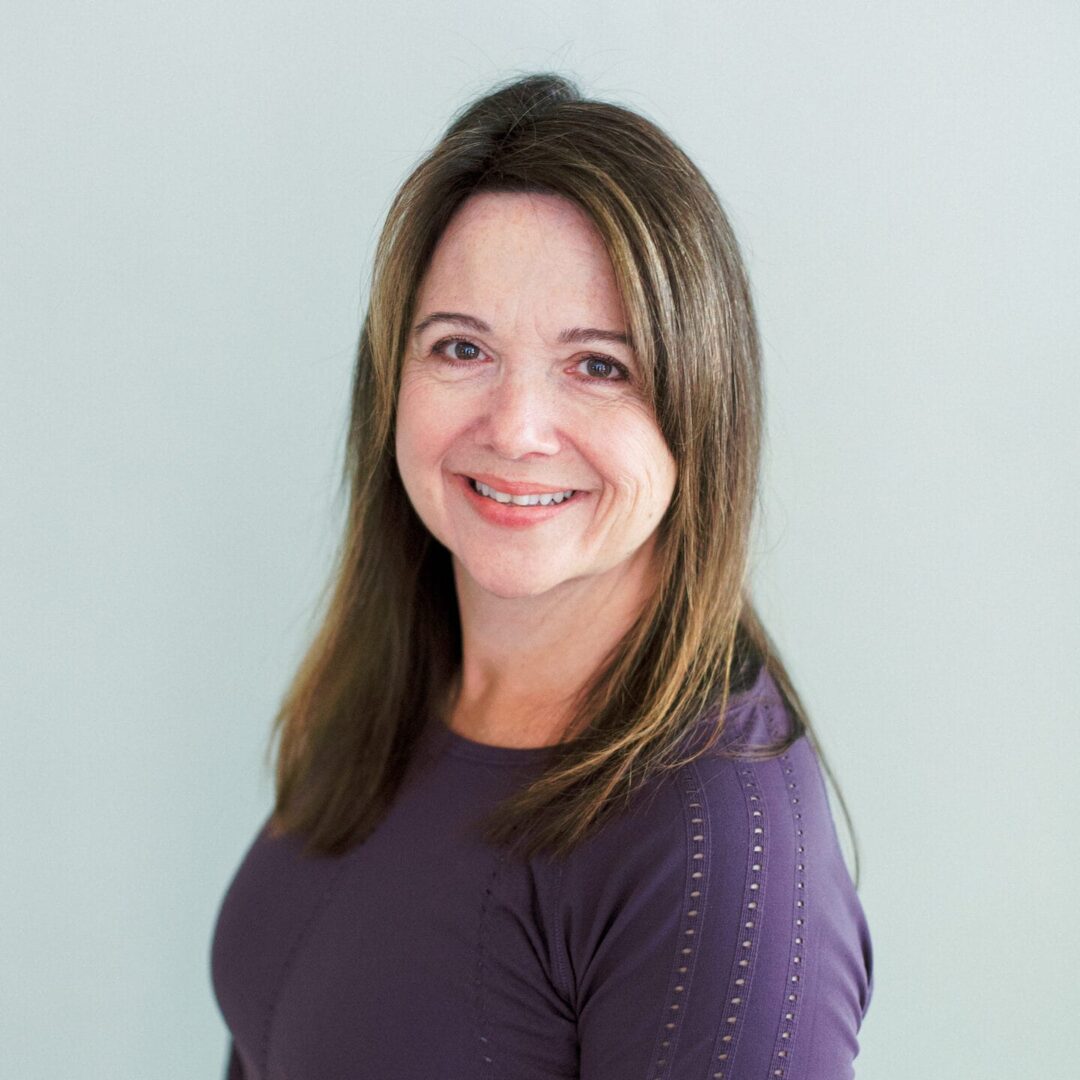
[566,720,872,1078]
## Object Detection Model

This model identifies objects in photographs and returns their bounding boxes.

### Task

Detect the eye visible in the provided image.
[429,336,486,365]
[577,355,630,382]
[427,336,630,383]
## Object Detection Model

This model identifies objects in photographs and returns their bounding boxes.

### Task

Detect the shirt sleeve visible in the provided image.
[560,712,872,1080]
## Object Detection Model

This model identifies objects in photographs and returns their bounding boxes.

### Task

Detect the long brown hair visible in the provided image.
[268,72,860,884]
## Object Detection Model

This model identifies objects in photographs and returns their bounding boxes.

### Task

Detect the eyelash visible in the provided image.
[428,336,631,383]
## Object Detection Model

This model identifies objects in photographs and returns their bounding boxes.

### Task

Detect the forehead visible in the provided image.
[416,192,626,325]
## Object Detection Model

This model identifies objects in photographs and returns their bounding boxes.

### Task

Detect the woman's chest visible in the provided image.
[212,799,576,1079]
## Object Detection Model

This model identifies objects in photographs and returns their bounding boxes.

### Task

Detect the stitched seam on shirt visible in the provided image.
[474,855,503,1076]
[707,751,768,1078]
[550,856,574,1011]
[261,859,352,1077]
[644,766,710,1079]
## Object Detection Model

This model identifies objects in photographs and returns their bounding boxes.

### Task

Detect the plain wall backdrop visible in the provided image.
[2,2,1077,1077]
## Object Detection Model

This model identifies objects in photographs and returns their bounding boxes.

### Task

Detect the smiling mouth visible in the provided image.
[467,477,579,507]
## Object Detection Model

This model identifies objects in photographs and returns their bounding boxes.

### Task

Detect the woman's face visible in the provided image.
[395,191,677,601]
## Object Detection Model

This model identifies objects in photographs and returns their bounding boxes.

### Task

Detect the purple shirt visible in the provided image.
[211,664,873,1078]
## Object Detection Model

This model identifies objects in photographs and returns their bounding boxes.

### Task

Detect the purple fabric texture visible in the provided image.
[211,664,873,1078]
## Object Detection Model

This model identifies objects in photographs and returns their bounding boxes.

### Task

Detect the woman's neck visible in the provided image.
[444,545,660,748]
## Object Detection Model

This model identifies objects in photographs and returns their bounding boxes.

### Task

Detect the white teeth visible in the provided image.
[472,479,576,506]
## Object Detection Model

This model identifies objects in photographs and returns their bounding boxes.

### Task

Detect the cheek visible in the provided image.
[396,381,453,471]
[640,455,677,523]
[653,441,678,503]
[394,394,439,509]
[587,412,669,522]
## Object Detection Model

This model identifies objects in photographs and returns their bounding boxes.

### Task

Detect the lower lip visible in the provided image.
[457,474,585,529]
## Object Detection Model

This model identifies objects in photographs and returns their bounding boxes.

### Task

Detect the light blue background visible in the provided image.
[2,3,1077,1077]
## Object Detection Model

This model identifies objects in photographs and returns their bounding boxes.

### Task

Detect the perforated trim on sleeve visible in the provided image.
[703,759,770,1079]
[644,765,713,1078]
[767,749,809,1078]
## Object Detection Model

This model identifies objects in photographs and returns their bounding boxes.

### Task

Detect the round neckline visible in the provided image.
[426,661,776,766]
[431,714,565,765]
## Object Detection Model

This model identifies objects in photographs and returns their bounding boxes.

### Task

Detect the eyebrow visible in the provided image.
[412,311,632,349]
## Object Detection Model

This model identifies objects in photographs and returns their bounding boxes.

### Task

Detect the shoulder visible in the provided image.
[556,666,873,1078]
[562,666,831,915]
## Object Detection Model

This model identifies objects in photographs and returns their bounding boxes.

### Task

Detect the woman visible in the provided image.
[211,73,873,1079]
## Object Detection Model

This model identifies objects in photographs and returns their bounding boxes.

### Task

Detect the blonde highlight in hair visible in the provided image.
[268,72,859,884]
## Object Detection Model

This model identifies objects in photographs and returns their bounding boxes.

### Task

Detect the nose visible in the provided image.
[479,367,561,459]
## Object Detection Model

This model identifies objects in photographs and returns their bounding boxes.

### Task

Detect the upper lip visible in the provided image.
[464,472,581,495]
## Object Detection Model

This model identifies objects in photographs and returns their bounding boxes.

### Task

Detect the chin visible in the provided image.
[455,557,570,601]
[472,573,563,601]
